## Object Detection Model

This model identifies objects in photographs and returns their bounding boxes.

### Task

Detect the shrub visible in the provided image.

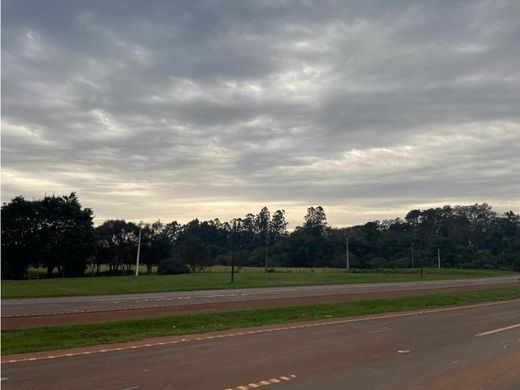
[157,258,192,275]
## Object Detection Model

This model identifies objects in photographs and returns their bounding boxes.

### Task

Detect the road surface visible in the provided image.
[3,276,518,316]
[2,299,519,389]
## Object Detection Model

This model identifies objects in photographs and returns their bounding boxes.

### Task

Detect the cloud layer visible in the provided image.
[2,0,520,226]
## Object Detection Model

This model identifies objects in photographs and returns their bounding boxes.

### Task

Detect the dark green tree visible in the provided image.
[96,219,139,275]
[303,206,327,236]
[1,197,37,278]
[2,193,96,278]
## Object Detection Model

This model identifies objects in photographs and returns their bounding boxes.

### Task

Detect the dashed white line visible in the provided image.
[475,323,520,337]
[225,374,297,390]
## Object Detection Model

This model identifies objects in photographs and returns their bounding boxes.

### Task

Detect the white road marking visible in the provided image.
[369,326,390,334]
[475,323,520,337]
[398,350,411,354]
[227,374,297,389]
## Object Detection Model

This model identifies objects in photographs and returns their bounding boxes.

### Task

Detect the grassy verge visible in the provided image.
[2,268,516,299]
[3,287,519,355]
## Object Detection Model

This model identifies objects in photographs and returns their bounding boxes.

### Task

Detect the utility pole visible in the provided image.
[437,248,441,269]
[345,233,350,271]
[135,223,142,276]
[231,221,236,283]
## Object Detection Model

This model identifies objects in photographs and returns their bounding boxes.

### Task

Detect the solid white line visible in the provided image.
[475,323,520,337]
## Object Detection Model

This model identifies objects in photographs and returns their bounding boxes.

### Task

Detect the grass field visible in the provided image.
[3,287,519,355]
[2,267,516,299]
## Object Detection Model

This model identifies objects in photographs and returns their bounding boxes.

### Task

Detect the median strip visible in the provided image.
[2,287,519,356]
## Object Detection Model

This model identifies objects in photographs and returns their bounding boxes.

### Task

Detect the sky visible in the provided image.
[2,0,519,227]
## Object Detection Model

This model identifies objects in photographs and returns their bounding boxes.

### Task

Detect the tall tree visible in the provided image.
[1,197,37,279]
[96,220,139,274]
[270,209,288,241]
[2,193,96,278]
[303,206,327,236]
[255,207,271,241]
[255,207,271,269]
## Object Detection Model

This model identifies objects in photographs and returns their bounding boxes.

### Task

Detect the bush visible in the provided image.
[371,257,390,269]
[157,258,192,275]
[393,258,412,268]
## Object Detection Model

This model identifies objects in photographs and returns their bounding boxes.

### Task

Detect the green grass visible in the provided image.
[2,267,516,299]
[3,287,519,355]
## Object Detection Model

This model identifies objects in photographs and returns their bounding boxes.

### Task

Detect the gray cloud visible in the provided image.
[2,0,519,226]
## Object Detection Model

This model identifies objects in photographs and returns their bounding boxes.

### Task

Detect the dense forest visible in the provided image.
[2,193,520,279]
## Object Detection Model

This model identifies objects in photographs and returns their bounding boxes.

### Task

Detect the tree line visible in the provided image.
[2,193,519,279]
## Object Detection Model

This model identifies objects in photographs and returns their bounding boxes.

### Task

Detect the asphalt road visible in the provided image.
[2,299,519,389]
[3,276,518,318]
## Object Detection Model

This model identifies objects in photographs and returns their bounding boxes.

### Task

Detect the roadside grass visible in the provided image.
[3,287,519,355]
[2,267,516,299]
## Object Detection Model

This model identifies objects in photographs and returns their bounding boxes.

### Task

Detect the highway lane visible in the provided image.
[2,276,518,318]
[2,299,519,389]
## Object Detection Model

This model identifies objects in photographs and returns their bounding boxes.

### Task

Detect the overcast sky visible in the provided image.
[2,0,519,227]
